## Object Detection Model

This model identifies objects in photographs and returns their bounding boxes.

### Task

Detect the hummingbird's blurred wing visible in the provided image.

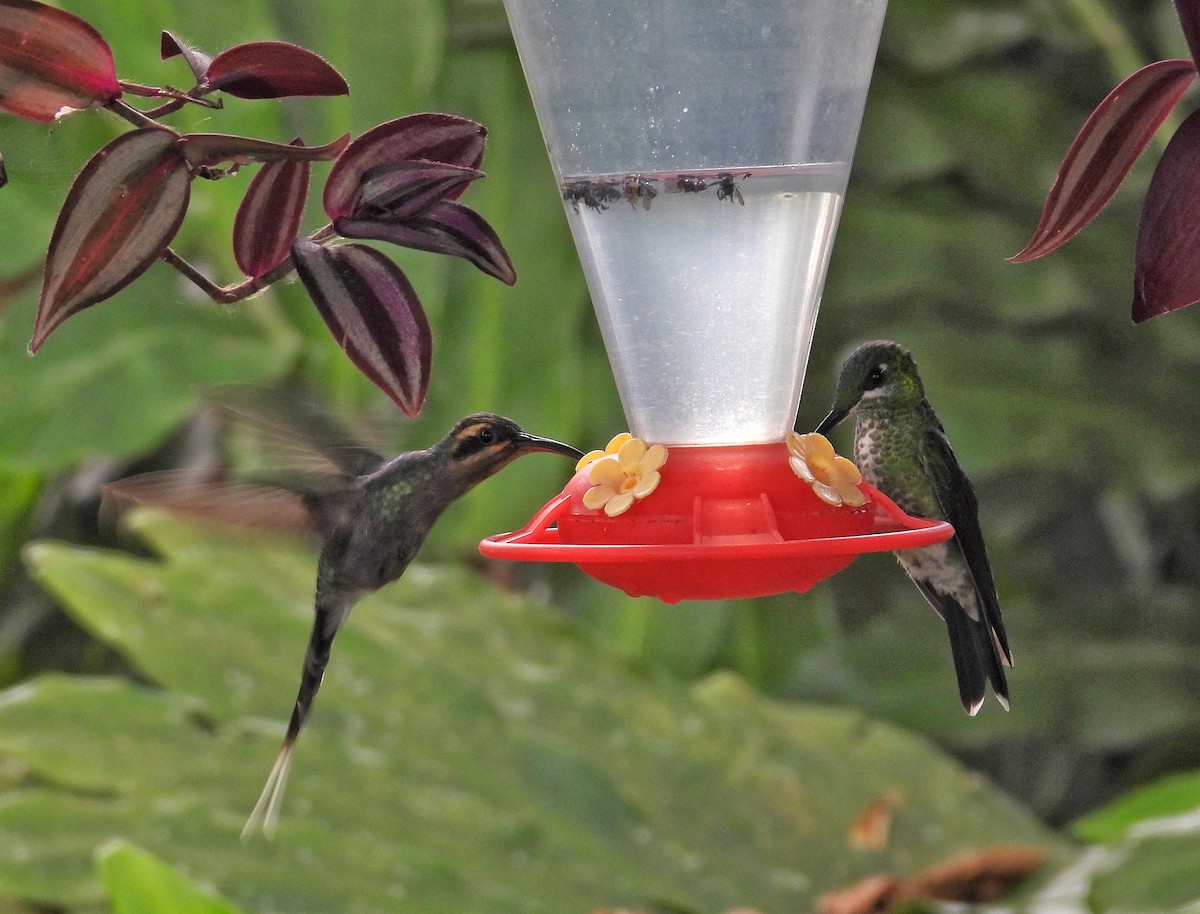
[101,471,315,536]
[918,427,1014,669]
[210,387,387,489]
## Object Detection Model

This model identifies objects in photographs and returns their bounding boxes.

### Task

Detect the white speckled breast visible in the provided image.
[852,417,883,485]
[853,414,980,621]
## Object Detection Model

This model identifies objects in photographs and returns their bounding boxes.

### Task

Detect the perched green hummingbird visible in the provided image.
[814,340,1012,715]
[105,409,582,837]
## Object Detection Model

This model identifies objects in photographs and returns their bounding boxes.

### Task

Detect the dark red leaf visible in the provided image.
[336,200,516,285]
[1176,0,1200,71]
[1010,58,1196,263]
[32,127,189,351]
[179,131,348,168]
[160,31,212,82]
[234,138,310,278]
[292,239,432,416]
[204,41,347,100]
[1133,107,1200,321]
[324,114,487,219]
[0,0,120,122]
[356,160,483,220]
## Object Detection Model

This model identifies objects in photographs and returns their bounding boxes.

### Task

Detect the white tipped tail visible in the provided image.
[241,741,295,840]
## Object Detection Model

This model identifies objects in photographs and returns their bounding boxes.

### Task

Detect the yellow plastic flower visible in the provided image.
[786,431,865,508]
[574,432,634,472]
[577,434,668,517]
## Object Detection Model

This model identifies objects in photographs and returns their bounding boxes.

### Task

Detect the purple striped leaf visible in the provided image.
[32,128,189,352]
[292,239,432,416]
[234,138,310,278]
[179,131,348,168]
[324,114,486,219]
[336,200,516,285]
[1011,58,1196,263]
[1133,107,1200,321]
[204,41,347,100]
[0,0,120,122]
[356,160,483,221]
[160,31,212,82]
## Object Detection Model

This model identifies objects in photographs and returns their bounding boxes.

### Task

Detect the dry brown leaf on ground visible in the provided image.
[817,844,1048,914]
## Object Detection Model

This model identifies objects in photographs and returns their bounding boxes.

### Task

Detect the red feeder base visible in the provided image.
[480,443,953,603]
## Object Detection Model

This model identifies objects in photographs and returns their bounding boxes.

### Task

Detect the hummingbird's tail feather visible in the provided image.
[241,647,321,839]
[928,586,1010,715]
[992,627,1014,669]
[241,599,346,839]
[241,738,296,840]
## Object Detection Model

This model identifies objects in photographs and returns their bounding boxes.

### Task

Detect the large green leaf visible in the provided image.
[97,841,246,914]
[0,281,298,472]
[1088,832,1200,911]
[1074,769,1200,845]
[1022,770,1200,913]
[0,512,1063,912]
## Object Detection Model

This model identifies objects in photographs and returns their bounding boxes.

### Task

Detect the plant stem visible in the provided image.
[159,223,338,304]
[117,81,222,118]
[104,99,163,129]
[160,248,296,304]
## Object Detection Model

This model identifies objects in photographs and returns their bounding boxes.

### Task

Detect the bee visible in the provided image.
[672,175,709,194]
[562,180,621,213]
[621,174,658,210]
[715,172,750,205]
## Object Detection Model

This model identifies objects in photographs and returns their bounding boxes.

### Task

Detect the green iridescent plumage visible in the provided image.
[816,340,1012,715]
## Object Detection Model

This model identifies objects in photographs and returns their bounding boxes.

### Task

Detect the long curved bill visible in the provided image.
[515,433,584,461]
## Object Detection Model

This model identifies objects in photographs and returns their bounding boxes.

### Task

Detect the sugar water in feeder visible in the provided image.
[481,0,955,601]
[562,164,845,445]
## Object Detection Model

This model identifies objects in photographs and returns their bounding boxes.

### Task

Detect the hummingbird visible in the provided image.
[104,407,582,837]
[813,340,1012,715]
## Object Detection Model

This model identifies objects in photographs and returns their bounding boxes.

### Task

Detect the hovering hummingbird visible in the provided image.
[814,340,1012,715]
[105,406,582,837]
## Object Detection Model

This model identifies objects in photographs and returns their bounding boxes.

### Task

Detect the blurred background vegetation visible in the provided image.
[2,0,1200,910]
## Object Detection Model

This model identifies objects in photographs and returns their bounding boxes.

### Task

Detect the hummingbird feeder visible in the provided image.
[480,0,953,602]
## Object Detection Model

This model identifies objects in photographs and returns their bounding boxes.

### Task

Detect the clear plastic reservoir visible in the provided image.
[504,0,888,445]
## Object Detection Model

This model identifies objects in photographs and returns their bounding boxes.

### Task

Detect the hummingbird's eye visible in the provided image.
[864,364,888,390]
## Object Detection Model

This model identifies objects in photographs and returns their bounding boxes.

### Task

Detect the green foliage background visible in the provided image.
[2,0,1200,910]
